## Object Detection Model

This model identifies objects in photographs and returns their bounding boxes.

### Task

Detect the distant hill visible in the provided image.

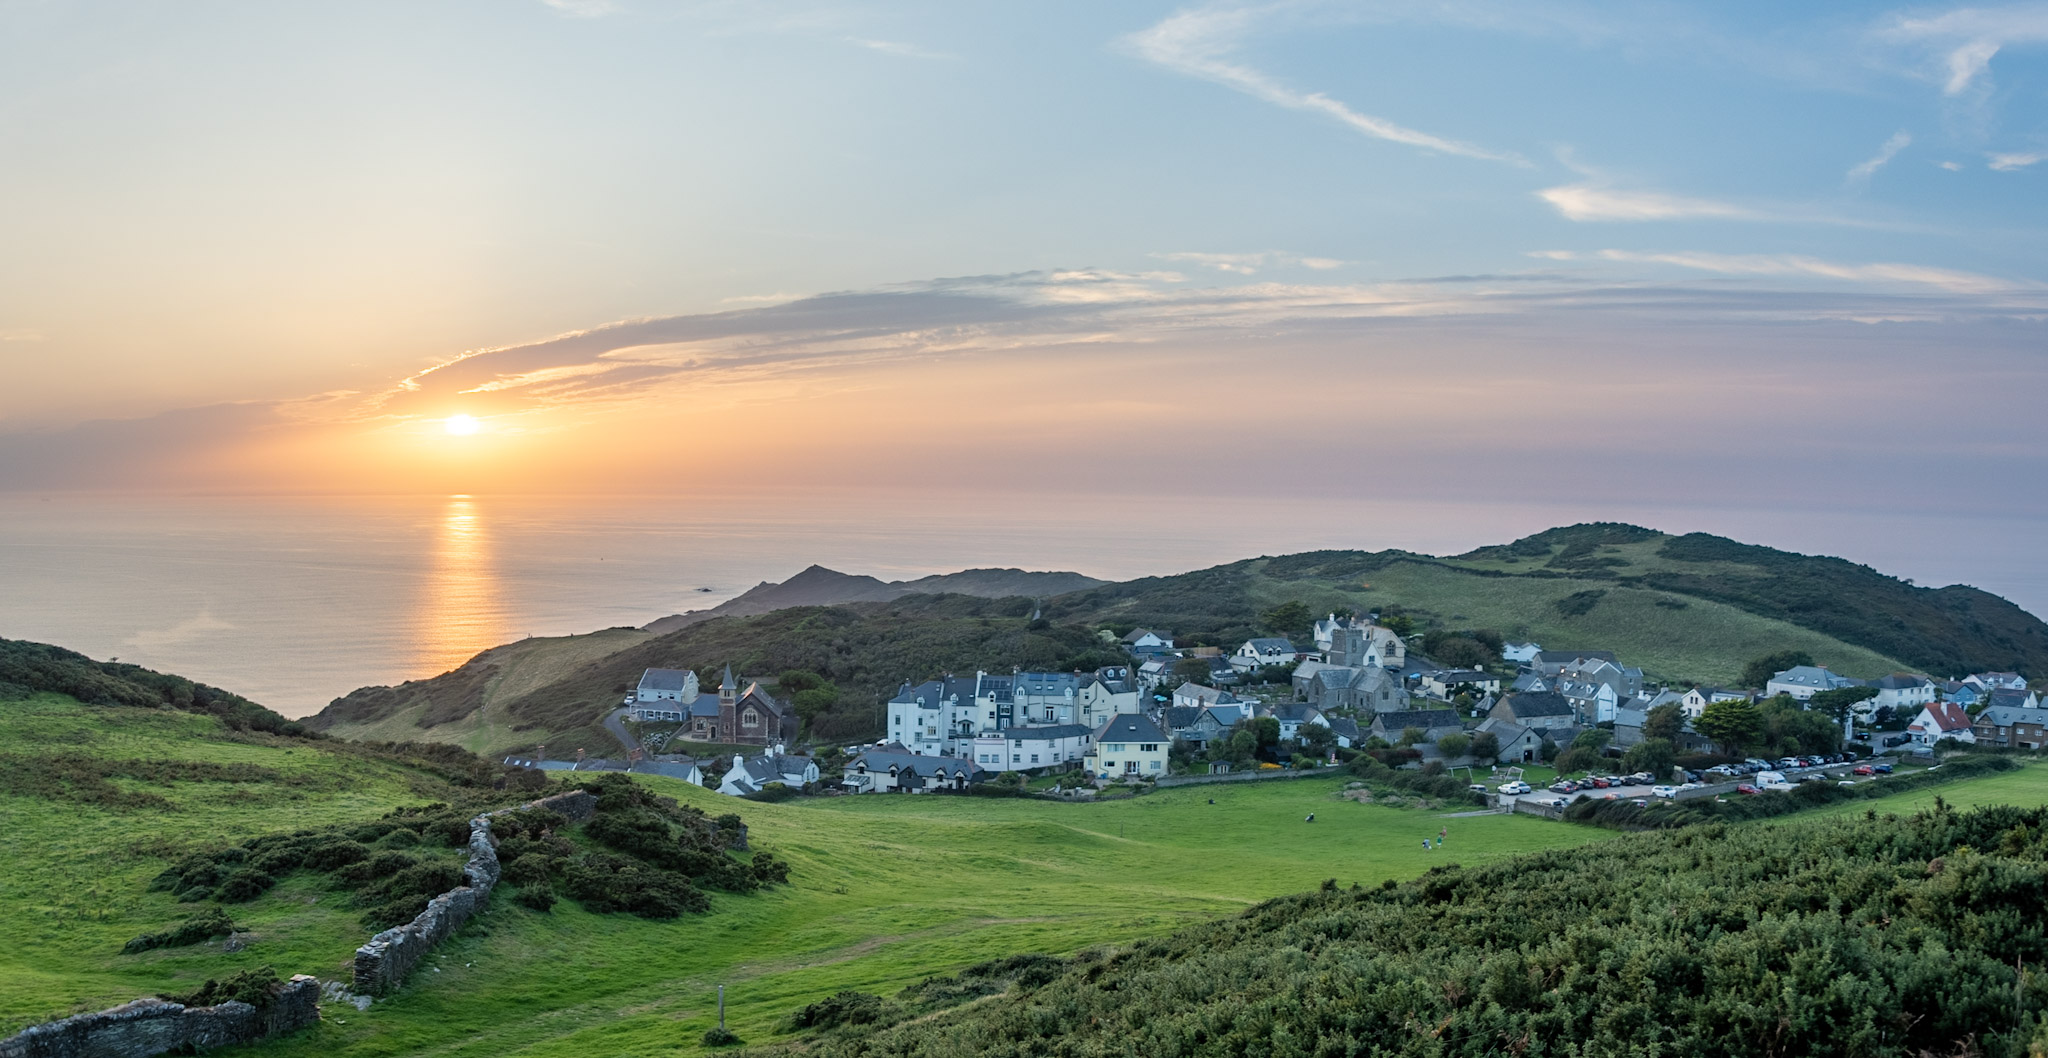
[308,525,2048,752]
[0,637,306,735]
[642,565,1103,634]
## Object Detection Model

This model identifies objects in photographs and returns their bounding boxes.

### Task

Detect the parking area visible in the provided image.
[1493,755,1904,811]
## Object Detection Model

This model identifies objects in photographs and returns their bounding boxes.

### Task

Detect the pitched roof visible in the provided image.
[1372,708,1462,731]
[1874,674,1931,690]
[1917,703,1974,732]
[1121,628,1163,644]
[1500,691,1574,719]
[853,749,989,780]
[993,723,1093,740]
[1096,714,1169,743]
[1265,703,1322,723]
[638,668,697,692]
[1243,637,1296,652]
[1326,717,1362,740]
[1534,650,1616,664]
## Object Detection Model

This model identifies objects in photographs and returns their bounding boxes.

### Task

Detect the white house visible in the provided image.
[1502,641,1542,665]
[717,747,819,796]
[1013,671,1082,725]
[1869,675,1935,718]
[1087,714,1171,781]
[1907,703,1976,746]
[1121,629,1174,655]
[1419,669,1503,701]
[1077,672,1142,729]
[1230,638,1299,673]
[970,723,1092,771]
[885,674,1002,756]
[1679,686,1748,720]
[1767,665,1858,701]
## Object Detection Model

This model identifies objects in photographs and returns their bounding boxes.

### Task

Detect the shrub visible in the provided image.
[503,852,561,887]
[742,783,799,803]
[303,839,369,871]
[161,966,280,1009]
[514,886,557,912]
[123,907,235,954]
[373,827,421,849]
[789,990,889,1031]
[215,869,277,903]
[701,1027,742,1047]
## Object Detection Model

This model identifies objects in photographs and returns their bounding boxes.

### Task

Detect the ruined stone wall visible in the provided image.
[0,975,319,1058]
[351,788,598,995]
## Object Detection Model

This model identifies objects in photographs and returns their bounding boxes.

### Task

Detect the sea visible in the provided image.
[2,491,2041,718]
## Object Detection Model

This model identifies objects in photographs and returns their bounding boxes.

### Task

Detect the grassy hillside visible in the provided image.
[11,685,2048,1055]
[770,790,2048,1058]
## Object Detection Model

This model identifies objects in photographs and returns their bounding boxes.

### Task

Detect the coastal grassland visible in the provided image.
[1242,559,1907,684]
[1791,758,2048,820]
[237,776,1612,1058]
[0,694,470,1032]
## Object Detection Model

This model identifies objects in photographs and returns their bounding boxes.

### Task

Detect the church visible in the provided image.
[632,664,799,746]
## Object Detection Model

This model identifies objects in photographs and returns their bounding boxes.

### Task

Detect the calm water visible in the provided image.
[1,492,2040,716]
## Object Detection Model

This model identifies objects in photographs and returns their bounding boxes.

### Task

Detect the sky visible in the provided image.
[2,1,2045,527]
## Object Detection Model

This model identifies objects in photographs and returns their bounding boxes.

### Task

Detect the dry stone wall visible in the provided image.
[351,789,597,995]
[0,975,319,1058]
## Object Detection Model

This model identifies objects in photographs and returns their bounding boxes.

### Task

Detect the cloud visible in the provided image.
[1152,250,1348,274]
[1877,5,2048,96]
[0,329,45,343]
[1940,160,1965,171]
[1125,5,1524,164]
[1989,151,2047,170]
[1587,249,2026,295]
[1848,130,1912,181]
[540,0,617,16]
[847,37,955,60]
[1536,184,1760,222]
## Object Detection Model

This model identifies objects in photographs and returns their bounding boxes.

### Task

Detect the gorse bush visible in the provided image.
[160,966,283,1010]
[123,907,235,954]
[787,801,2048,1058]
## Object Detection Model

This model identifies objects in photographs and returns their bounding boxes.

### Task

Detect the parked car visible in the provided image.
[1872,762,1894,773]
[1852,765,1875,776]
[1629,771,1657,785]
[1838,780,1858,788]
[1587,777,1611,789]
[1777,757,1801,769]
[1650,784,1679,798]
[1497,781,1532,795]
[1469,783,1488,794]
[1884,734,1911,747]
[1735,784,1760,795]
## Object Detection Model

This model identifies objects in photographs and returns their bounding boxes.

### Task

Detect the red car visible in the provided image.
[1852,765,1875,776]
[1735,784,1760,795]
[1587,777,1611,788]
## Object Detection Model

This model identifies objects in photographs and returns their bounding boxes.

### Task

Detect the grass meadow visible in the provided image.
[7,694,2048,1057]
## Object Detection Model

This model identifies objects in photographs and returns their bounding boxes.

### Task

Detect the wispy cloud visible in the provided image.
[1559,248,2028,295]
[1848,130,1912,182]
[1536,184,1759,222]
[1989,150,2047,171]
[1877,5,2048,96]
[540,0,618,17]
[847,37,955,60]
[1125,5,1525,165]
[1152,250,1346,274]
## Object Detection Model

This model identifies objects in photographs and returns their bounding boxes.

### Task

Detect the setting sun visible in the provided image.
[444,414,479,436]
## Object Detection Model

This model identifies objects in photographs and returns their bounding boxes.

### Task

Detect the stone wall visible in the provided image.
[351,788,598,995]
[0,975,319,1058]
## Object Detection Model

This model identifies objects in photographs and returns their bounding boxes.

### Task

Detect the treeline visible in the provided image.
[0,637,305,735]
[771,801,2048,1057]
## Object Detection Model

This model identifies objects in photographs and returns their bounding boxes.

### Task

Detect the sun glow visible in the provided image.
[444,414,480,435]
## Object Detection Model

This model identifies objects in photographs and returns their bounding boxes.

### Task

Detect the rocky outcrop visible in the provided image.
[351,788,597,995]
[0,975,319,1058]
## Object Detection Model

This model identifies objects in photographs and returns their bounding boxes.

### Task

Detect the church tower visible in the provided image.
[718,664,737,741]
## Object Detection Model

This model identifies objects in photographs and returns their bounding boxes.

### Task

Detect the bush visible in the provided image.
[160,966,280,1009]
[123,907,235,954]
[503,852,561,887]
[701,1027,742,1047]
[789,990,890,1031]
[215,868,277,903]
[304,840,370,871]
[373,827,421,849]
[742,783,799,803]
[514,886,557,912]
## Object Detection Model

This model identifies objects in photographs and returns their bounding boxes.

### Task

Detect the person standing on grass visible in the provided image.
[1422,839,1430,852]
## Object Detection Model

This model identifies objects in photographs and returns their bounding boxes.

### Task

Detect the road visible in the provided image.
[602,707,641,759]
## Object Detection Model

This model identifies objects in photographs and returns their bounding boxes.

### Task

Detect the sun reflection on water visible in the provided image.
[411,495,505,678]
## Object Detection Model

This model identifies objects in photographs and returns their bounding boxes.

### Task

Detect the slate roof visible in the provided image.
[993,723,1092,740]
[1326,717,1362,742]
[1772,665,1855,690]
[1243,638,1297,653]
[1122,628,1165,644]
[1174,682,1240,706]
[1535,650,1616,664]
[638,668,697,693]
[851,749,989,781]
[1978,705,2048,728]
[1266,703,1322,724]
[1096,714,1169,744]
[1500,692,1575,719]
[1014,672,1080,696]
[631,759,702,781]
[1372,708,1462,732]
[1875,674,1931,690]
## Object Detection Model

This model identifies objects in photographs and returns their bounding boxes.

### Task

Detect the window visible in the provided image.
[1149,760,1161,770]
[743,709,759,726]
[1030,754,1039,763]
[1141,743,1158,752]
[1012,754,1021,763]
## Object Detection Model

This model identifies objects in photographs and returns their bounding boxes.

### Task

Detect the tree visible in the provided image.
[1553,746,1600,776]
[1247,716,1281,753]
[1740,650,1815,691]
[1620,737,1676,777]
[1378,613,1415,638]
[1539,737,1560,763]
[1572,728,1613,751]
[1694,699,1765,755]
[1810,686,1879,727]
[1260,601,1313,636]
[1643,702,1685,743]
[1398,726,1426,747]
[1437,732,1470,759]
[1173,657,1212,685]
[1468,731,1499,762]
[1301,723,1336,753]
[1758,694,1841,756]
[1452,692,1475,713]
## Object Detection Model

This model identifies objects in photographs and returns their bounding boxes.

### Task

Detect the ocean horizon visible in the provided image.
[3,490,2041,718]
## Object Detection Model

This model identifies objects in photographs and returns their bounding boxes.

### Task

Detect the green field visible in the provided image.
[10,694,2048,1057]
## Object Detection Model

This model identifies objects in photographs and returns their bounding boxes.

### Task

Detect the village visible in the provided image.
[506,614,2042,811]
